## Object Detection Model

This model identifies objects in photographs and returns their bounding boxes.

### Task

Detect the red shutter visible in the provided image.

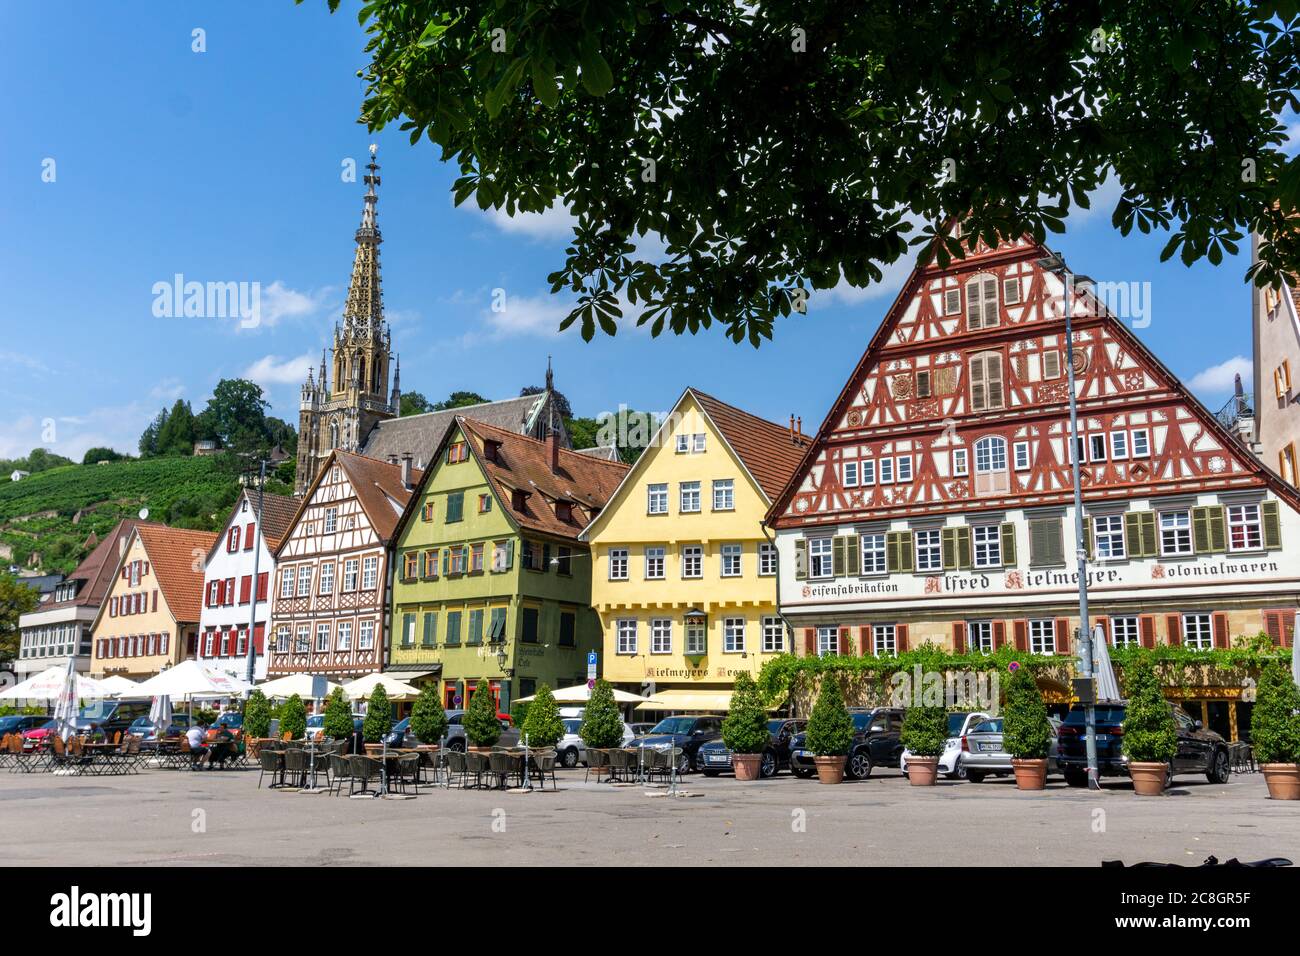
[838,627,850,656]
[216,579,226,605]
[1266,610,1297,648]
[1013,620,1027,651]
[952,621,966,654]
[256,572,268,602]
[1139,615,1156,648]
[803,628,816,657]
[143,562,150,576]
[1212,612,1229,649]
[254,622,266,654]
[896,623,909,653]
[1093,617,1109,644]
[1165,614,1182,646]
[239,575,252,604]
[152,589,158,612]
[1055,618,1070,655]
[244,522,256,550]
[994,621,1007,649]
[859,626,871,657]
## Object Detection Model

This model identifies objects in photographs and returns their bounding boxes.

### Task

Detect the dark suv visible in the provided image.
[789,707,905,780]
[628,715,724,774]
[1057,703,1231,788]
[697,718,808,778]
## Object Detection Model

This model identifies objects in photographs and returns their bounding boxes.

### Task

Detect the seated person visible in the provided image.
[185,723,211,768]
[209,727,237,767]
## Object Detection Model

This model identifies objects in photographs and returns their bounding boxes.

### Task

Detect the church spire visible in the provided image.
[342,144,384,328]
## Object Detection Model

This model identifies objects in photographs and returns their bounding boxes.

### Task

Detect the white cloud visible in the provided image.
[821,255,916,307]
[469,200,577,241]
[256,281,334,328]
[243,352,315,387]
[149,378,186,402]
[478,293,573,340]
[0,351,49,375]
[1188,355,1252,396]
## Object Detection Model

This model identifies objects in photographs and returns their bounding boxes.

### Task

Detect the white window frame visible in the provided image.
[679,481,701,513]
[762,616,784,653]
[318,562,334,596]
[842,461,859,488]
[1226,503,1263,552]
[324,507,338,534]
[675,434,689,454]
[915,529,943,572]
[279,567,294,599]
[873,623,897,656]
[968,620,994,653]
[952,448,968,477]
[650,618,672,655]
[1089,433,1108,462]
[723,617,745,653]
[861,459,876,485]
[808,537,834,579]
[879,457,894,484]
[1131,428,1150,458]
[972,524,1002,568]
[1111,430,1129,460]
[609,548,629,580]
[861,532,887,574]
[712,479,735,511]
[758,542,777,576]
[720,543,742,577]
[816,626,838,657]
[645,546,665,580]
[315,623,330,652]
[343,558,359,592]
[1093,514,1126,560]
[1028,619,1056,655]
[336,620,352,651]
[359,619,375,650]
[646,483,668,514]
[361,556,379,590]
[1111,616,1140,648]
[896,456,913,482]
[1159,510,1192,556]
[684,618,707,656]
[681,545,703,579]
[1182,612,1213,650]
[692,433,706,453]
[296,566,312,597]
[616,619,638,655]
[1013,441,1030,471]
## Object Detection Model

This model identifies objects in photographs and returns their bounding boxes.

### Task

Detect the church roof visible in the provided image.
[571,444,622,462]
[359,393,556,469]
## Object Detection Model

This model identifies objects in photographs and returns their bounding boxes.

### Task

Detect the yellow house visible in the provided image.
[90,524,216,681]
[581,389,809,711]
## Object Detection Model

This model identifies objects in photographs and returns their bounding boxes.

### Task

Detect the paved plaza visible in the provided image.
[1,766,1295,867]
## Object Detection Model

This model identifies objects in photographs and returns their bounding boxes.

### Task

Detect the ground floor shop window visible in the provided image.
[1182,612,1213,649]
[1111,615,1140,648]
[968,620,993,653]
[1028,619,1055,655]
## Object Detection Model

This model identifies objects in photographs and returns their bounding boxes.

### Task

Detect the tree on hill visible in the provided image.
[0,449,76,475]
[156,399,198,457]
[326,0,1300,346]
[196,379,271,456]
[432,391,491,411]
[82,447,127,465]
[400,391,434,417]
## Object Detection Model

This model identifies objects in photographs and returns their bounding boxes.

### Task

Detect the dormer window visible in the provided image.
[483,439,502,463]
[556,500,573,522]
[511,488,530,511]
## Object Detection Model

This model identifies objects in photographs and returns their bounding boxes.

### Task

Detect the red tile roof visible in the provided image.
[134,524,219,623]
[690,389,811,502]
[247,490,299,551]
[45,519,139,610]
[459,418,629,540]
[333,451,423,542]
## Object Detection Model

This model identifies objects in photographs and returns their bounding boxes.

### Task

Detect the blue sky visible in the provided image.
[0,1,1284,461]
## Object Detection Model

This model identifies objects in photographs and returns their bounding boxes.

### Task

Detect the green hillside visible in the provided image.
[0,457,245,576]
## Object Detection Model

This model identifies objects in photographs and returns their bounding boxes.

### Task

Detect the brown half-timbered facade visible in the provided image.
[768,233,1300,739]
[268,450,421,679]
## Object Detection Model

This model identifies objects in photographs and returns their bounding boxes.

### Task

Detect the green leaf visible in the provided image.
[531,57,559,108]
[579,40,614,97]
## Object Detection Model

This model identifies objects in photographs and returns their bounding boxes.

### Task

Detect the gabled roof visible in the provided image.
[456,418,629,541]
[572,444,622,462]
[42,519,138,610]
[359,393,563,468]
[690,389,811,501]
[203,489,300,565]
[133,524,219,622]
[285,450,423,550]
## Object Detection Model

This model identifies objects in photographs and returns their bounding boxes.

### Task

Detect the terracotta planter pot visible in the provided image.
[906,756,939,786]
[1261,763,1300,800]
[813,755,845,785]
[469,746,494,754]
[732,754,762,781]
[1128,761,1168,796]
[1011,758,1048,791]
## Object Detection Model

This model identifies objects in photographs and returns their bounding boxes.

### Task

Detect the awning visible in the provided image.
[382,665,441,679]
[635,688,733,712]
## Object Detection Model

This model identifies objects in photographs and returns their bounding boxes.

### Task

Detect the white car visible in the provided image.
[899,711,991,780]
[553,717,634,768]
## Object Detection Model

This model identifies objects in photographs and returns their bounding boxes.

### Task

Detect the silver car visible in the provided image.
[442,710,521,751]
[961,716,1062,781]
[553,718,635,768]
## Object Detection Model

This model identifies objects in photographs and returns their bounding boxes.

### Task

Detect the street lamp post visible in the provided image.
[1037,252,1100,791]
[244,459,267,686]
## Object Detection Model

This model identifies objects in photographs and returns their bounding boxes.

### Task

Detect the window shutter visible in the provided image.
[981,277,998,324]
[1165,614,1182,646]
[1003,276,1021,306]
[152,590,158,612]
[832,536,846,578]
[1092,617,1109,644]
[1139,615,1156,648]
[1000,522,1017,567]
[1081,516,1092,560]
[1029,518,1062,567]
[845,534,860,576]
[256,572,268,601]
[986,355,1004,410]
[1207,506,1226,552]
[1212,612,1229,649]
[896,623,909,652]
[239,575,252,604]
[942,527,958,570]
[858,626,871,657]
[956,527,972,570]
[952,621,966,653]
[1124,512,1142,557]
[838,627,850,656]
[226,578,236,605]
[897,531,914,573]
[254,622,266,654]
[1054,618,1070,655]
[1261,500,1282,549]
[970,356,986,411]
[245,522,256,550]
[794,539,808,580]
[803,628,816,657]
[1012,620,1026,651]
[1192,506,1214,554]
[216,580,225,605]
[1264,610,1282,645]
[505,540,515,569]
[967,281,983,329]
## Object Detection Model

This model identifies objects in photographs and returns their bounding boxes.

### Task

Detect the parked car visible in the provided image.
[23,700,152,746]
[696,718,807,778]
[442,710,521,751]
[899,711,992,779]
[960,716,1062,782]
[789,708,905,780]
[0,714,51,736]
[627,715,724,773]
[1056,703,1231,788]
[128,714,192,749]
[549,717,637,768]
[628,722,657,737]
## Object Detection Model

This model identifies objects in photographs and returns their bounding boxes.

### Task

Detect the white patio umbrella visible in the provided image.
[51,657,80,743]
[98,675,142,698]
[1092,623,1122,703]
[0,665,112,702]
[254,673,343,699]
[341,673,420,701]
[148,694,173,730]
[131,660,251,699]
[515,683,648,705]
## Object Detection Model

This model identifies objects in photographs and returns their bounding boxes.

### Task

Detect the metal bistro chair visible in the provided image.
[487,751,518,790]
[283,749,309,788]
[257,749,285,789]
[463,750,490,790]
[530,748,558,791]
[1230,741,1256,774]
[347,754,378,796]
[444,749,468,789]
[329,752,353,796]
[608,748,634,783]
[394,753,421,796]
[584,748,610,783]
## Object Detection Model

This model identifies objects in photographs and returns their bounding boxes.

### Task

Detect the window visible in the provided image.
[469,542,485,573]
[721,544,742,577]
[203,632,215,656]
[554,545,571,575]
[445,610,462,646]
[1131,428,1150,457]
[616,619,638,654]
[675,433,688,453]
[762,616,784,653]
[965,275,999,329]
[295,624,310,654]
[448,545,467,575]
[488,607,507,643]
[421,500,435,522]
[879,457,894,484]
[445,492,464,523]
[324,507,338,534]
[915,529,942,572]
[682,545,703,578]
[279,568,294,598]
[861,532,887,574]
[972,525,1002,568]
[952,448,968,477]
[723,617,745,653]
[692,433,706,453]
[943,287,961,315]
[1029,619,1056,655]
[1042,349,1061,379]
[676,433,706,453]
[359,619,375,650]
[896,456,913,482]
[1013,441,1030,471]
[361,556,378,589]
[809,537,834,578]
[969,352,1005,411]
[1111,431,1129,460]
[1275,360,1293,399]
[873,624,897,656]
[1111,616,1140,648]
[1093,514,1126,560]
[1182,613,1213,650]
[276,625,290,653]
[843,461,859,487]
[343,559,359,591]
[447,441,469,463]
[609,548,629,580]
[712,479,735,511]
[650,618,672,654]
[679,481,701,513]
[974,435,1009,495]
[759,543,777,576]
[467,608,484,645]
[296,566,312,597]
[1089,434,1107,462]
[478,494,492,514]
[1159,510,1192,556]
[685,618,707,655]
[336,621,352,651]
[916,370,932,398]
[319,562,335,595]
[316,623,331,652]
[422,612,437,647]
[816,626,838,657]
[520,540,541,572]
[968,620,994,653]
[647,483,668,514]
[558,611,575,647]
[644,546,666,579]
[1003,276,1021,305]
[1227,504,1263,551]
[491,540,512,572]
[423,549,439,578]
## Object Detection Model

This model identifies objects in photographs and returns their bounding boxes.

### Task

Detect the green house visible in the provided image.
[389,416,629,712]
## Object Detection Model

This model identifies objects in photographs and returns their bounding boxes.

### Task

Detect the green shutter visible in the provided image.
[1124,512,1143,557]
[897,532,914,573]
[956,526,972,570]
[832,536,846,577]
[941,527,958,570]
[505,539,515,569]
[1080,516,1092,560]
[1029,519,1048,567]
[1000,522,1017,567]
[886,532,900,573]
[1192,506,1212,554]
[845,534,860,576]
[1262,500,1282,549]
[794,539,808,580]
[1208,505,1226,552]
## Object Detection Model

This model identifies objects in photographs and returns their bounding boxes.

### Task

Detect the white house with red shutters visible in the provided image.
[766,231,1300,739]
[198,489,299,681]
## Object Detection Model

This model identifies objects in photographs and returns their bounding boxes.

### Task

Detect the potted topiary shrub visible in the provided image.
[1002,664,1053,790]
[362,685,393,745]
[522,684,565,749]
[1252,659,1300,800]
[580,679,624,778]
[464,683,502,750]
[900,700,947,786]
[1120,656,1177,796]
[510,699,532,734]
[244,690,271,741]
[279,693,307,741]
[410,684,449,747]
[323,687,354,740]
[722,673,770,781]
[805,677,854,784]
